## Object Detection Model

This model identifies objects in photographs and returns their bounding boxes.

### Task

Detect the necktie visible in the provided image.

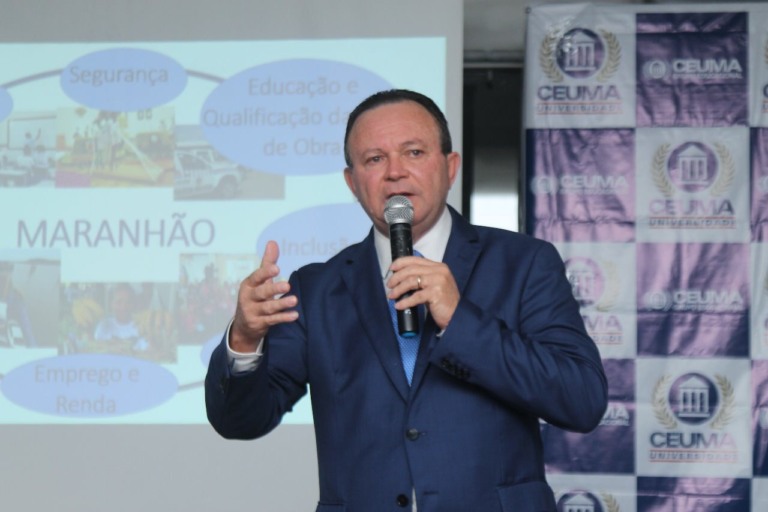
[389,298,421,385]
[388,250,422,385]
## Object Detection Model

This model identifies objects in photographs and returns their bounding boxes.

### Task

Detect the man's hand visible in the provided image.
[387,255,459,331]
[230,241,298,352]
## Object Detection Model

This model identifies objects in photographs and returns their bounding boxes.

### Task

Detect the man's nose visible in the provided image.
[385,156,409,179]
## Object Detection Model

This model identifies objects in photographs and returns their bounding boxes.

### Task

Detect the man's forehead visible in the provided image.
[349,102,439,141]
[356,100,430,122]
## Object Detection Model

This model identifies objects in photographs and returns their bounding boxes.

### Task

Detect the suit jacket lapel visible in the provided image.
[409,209,481,393]
[341,231,411,401]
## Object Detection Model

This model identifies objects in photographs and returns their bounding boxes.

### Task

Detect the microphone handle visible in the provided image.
[389,222,420,337]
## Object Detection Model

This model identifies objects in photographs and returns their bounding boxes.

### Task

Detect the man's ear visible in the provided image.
[447,152,461,187]
[343,167,358,198]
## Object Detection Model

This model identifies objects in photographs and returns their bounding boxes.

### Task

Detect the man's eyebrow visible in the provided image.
[356,139,429,156]
[359,147,384,156]
[400,138,427,147]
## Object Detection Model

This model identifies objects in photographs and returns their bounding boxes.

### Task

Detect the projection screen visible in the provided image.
[0,1,463,510]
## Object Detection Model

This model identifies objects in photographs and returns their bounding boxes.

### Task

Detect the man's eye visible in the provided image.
[409,149,423,156]
[368,155,382,163]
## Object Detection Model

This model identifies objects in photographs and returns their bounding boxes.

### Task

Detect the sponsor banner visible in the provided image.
[526,3,768,505]
[751,244,768,359]
[555,242,637,358]
[754,477,768,511]
[637,477,750,510]
[636,11,749,128]
[636,358,752,477]
[749,18,768,127]
[547,474,636,512]
[753,361,768,476]
[524,3,636,129]
[543,359,635,474]
[751,129,768,241]
[637,243,749,357]
[526,129,635,242]
[635,127,750,243]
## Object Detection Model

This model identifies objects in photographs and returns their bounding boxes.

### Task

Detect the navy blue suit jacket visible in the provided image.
[206,208,607,512]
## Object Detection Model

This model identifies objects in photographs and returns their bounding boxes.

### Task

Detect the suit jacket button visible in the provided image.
[406,428,420,441]
[396,494,409,507]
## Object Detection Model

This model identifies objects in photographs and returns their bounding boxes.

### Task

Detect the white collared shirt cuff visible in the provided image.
[225,318,264,373]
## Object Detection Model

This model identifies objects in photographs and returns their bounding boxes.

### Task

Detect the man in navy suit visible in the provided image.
[205,89,608,511]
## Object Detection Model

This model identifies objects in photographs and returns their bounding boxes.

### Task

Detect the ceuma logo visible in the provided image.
[642,290,673,311]
[539,27,620,83]
[669,373,718,425]
[556,29,604,79]
[653,373,734,429]
[667,143,717,192]
[600,402,631,427]
[642,289,744,313]
[642,59,669,80]
[531,175,558,194]
[531,174,629,195]
[565,257,619,311]
[643,58,743,80]
[673,58,743,79]
[556,491,619,512]
[651,141,734,197]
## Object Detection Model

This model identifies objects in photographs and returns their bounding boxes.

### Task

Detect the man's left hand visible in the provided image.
[387,255,459,331]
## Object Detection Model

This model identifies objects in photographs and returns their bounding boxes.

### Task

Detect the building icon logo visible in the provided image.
[556,491,619,512]
[642,59,669,80]
[564,256,619,311]
[540,27,620,82]
[652,141,734,197]
[653,373,734,429]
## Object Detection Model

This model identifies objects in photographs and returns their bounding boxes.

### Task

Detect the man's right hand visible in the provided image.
[229,240,299,353]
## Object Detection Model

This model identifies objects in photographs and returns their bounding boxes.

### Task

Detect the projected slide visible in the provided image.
[0,38,446,424]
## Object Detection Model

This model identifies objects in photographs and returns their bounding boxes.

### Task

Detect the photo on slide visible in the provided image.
[55,106,175,188]
[173,124,285,201]
[177,253,255,346]
[59,281,178,363]
[0,111,57,188]
[0,254,60,349]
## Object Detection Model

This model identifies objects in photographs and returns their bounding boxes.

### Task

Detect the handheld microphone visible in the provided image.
[384,195,419,337]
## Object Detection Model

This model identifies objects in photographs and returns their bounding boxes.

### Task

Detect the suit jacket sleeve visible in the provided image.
[205,273,309,440]
[429,238,608,433]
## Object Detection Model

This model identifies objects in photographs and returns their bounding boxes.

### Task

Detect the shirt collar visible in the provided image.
[374,206,452,279]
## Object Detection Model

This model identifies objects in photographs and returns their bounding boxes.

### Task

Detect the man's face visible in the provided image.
[344,101,460,241]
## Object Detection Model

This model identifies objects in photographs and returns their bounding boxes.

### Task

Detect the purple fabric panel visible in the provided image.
[543,359,635,474]
[636,12,748,127]
[636,243,749,356]
[527,128,636,242]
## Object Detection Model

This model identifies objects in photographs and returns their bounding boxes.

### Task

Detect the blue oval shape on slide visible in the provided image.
[258,202,371,278]
[60,47,188,111]
[201,59,391,175]
[1,354,178,418]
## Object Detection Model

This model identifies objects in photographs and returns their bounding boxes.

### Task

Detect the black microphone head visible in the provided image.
[384,195,413,226]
